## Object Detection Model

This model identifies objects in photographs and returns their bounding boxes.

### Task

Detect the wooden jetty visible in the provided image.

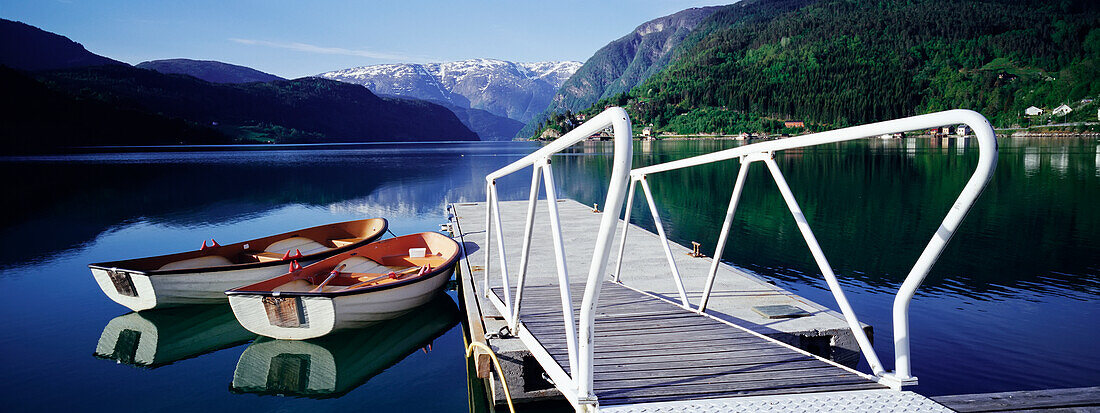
[451,107,1015,411]
[932,387,1100,412]
[451,199,947,411]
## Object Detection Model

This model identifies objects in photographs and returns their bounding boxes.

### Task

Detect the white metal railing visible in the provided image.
[481,107,632,411]
[614,109,998,389]
[482,108,996,410]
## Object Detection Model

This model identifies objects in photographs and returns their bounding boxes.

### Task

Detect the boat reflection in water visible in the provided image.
[230,294,459,398]
[94,305,253,367]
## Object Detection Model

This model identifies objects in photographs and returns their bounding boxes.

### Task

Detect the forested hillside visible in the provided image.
[541,0,1100,137]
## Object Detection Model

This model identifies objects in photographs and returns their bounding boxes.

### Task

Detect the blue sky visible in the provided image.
[1,1,730,78]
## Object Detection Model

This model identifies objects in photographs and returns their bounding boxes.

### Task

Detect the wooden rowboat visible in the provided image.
[89,218,388,312]
[225,232,459,340]
[230,294,459,398]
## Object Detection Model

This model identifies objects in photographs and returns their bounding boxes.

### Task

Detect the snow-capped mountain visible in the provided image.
[318,59,581,122]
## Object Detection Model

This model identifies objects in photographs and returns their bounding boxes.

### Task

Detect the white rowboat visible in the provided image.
[89,218,388,311]
[225,232,459,340]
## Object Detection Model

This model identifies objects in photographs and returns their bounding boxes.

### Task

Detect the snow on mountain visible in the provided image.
[318,59,581,122]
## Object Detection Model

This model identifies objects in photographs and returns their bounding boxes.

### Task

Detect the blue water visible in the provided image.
[0,138,1096,411]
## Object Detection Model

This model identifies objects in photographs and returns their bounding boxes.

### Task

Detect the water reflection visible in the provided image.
[230,294,459,398]
[94,305,252,368]
[0,143,539,269]
[1051,147,1068,174]
[1,138,1096,402]
[1024,146,1040,174]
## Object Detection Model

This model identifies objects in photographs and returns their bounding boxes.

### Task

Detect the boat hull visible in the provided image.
[88,218,388,311]
[90,261,319,311]
[228,266,453,340]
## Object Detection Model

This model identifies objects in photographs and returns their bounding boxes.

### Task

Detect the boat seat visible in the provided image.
[335,256,403,274]
[264,236,331,256]
[158,255,234,271]
[380,254,447,268]
[329,238,361,248]
[273,278,345,293]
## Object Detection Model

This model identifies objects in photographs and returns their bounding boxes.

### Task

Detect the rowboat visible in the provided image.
[225,232,459,340]
[230,294,459,397]
[94,305,253,368]
[89,218,388,312]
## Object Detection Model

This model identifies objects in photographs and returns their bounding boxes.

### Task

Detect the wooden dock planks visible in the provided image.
[932,386,1100,412]
[493,283,886,406]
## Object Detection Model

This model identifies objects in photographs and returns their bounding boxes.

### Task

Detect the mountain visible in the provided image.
[136,58,285,84]
[516,6,720,139]
[33,65,477,144]
[429,100,525,141]
[0,21,479,150]
[547,0,1100,137]
[0,18,126,70]
[376,94,523,140]
[629,0,1100,132]
[0,66,226,152]
[550,6,721,114]
[318,59,581,122]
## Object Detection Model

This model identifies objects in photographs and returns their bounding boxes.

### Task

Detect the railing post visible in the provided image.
[576,108,633,409]
[482,181,493,298]
[699,158,751,312]
[891,110,998,383]
[612,178,638,282]
[509,165,543,330]
[639,175,691,309]
[540,157,579,374]
[763,156,885,376]
[489,182,513,314]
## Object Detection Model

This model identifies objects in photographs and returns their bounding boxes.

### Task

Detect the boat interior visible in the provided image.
[232,232,459,294]
[92,218,388,272]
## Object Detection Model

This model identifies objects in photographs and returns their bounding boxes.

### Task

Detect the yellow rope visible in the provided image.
[465,341,516,413]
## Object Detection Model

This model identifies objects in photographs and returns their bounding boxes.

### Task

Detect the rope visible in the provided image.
[387,229,398,238]
[465,341,516,413]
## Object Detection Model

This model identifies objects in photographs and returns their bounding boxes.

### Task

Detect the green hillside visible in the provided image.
[542,0,1100,138]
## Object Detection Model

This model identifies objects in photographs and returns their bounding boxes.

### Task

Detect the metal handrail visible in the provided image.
[614,109,998,388]
[481,107,632,410]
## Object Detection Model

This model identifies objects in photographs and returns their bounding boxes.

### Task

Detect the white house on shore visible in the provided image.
[1025,106,1043,116]
[1053,104,1073,116]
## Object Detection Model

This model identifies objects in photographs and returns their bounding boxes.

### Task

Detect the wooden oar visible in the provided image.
[309,263,347,292]
[344,266,425,290]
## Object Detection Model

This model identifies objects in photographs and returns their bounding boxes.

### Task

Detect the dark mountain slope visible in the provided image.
[0,66,226,152]
[137,58,285,84]
[0,18,125,70]
[36,65,478,142]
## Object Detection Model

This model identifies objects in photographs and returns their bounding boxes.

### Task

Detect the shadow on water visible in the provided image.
[229,293,460,399]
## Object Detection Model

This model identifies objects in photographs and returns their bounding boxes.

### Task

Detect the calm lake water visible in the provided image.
[0,137,1096,411]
